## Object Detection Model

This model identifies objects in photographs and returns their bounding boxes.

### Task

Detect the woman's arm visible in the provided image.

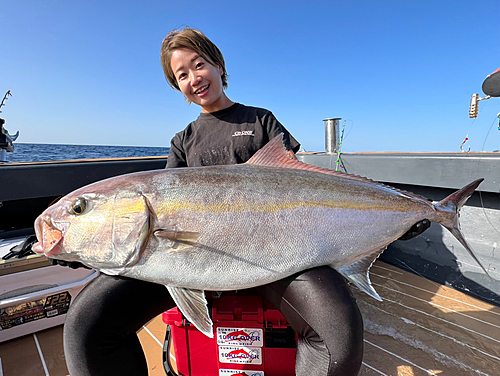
[263,111,300,153]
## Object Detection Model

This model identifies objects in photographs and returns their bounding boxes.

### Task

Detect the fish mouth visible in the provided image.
[33,215,64,257]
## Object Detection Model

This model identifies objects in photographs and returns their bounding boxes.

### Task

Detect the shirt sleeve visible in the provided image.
[264,112,301,153]
[166,132,188,169]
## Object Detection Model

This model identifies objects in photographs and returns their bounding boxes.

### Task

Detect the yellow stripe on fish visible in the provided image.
[156,198,414,215]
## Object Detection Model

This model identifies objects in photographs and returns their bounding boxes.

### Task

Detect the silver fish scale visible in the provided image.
[33,138,483,338]
[120,166,434,290]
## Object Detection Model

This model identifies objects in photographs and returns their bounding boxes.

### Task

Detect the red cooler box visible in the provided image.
[162,291,296,376]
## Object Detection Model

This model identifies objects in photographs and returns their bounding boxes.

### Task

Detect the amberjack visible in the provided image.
[33,135,486,337]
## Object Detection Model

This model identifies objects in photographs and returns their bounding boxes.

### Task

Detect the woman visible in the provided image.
[160,28,364,375]
[63,27,429,376]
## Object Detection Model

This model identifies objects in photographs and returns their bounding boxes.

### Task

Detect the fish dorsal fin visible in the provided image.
[246,134,300,166]
[246,134,394,185]
[166,286,214,338]
[247,134,432,204]
[336,249,384,301]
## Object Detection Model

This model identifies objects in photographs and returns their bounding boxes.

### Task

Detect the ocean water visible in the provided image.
[4,143,170,163]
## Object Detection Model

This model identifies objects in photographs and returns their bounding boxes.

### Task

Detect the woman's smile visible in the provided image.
[170,48,233,113]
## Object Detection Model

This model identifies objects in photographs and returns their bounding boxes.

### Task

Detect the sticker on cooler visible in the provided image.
[216,327,264,347]
[0,291,72,330]
[219,369,265,376]
[219,346,262,365]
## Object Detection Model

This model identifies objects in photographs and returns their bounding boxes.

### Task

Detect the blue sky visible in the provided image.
[1,0,499,152]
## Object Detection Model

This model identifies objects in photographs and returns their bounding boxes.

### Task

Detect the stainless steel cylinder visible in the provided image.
[323,118,341,154]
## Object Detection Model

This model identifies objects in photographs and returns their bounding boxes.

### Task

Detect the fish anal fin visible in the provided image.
[336,250,384,301]
[166,286,213,338]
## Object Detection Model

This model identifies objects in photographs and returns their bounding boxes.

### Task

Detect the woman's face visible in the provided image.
[170,48,232,113]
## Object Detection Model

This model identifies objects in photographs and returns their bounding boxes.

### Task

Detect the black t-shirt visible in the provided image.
[166,103,300,168]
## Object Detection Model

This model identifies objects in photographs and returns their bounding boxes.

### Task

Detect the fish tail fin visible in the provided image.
[434,178,489,276]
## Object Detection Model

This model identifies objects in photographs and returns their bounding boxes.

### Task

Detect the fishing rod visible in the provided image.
[0,90,19,163]
[0,90,12,113]
[469,67,500,118]
[468,68,499,118]
[466,67,500,241]
[461,68,500,151]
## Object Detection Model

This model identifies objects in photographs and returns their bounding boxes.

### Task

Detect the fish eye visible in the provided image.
[72,197,88,215]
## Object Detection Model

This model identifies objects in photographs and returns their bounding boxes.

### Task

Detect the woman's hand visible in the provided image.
[398,219,431,240]
[49,258,91,269]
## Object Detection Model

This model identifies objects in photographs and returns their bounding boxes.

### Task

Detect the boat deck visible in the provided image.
[1,260,498,376]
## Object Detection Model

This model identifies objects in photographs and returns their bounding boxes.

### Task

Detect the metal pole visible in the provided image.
[323,118,341,154]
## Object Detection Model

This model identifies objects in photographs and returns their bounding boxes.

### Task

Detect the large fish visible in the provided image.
[32,135,486,337]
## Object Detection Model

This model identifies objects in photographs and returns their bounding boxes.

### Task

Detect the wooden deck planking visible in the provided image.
[35,326,69,376]
[367,276,500,349]
[0,332,51,376]
[137,315,167,376]
[356,261,500,376]
[361,336,440,376]
[0,260,498,375]
[0,316,165,376]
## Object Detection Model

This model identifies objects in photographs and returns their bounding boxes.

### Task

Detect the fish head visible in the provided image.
[32,177,152,269]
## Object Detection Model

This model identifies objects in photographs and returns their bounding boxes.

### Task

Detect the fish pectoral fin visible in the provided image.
[166,286,213,338]
[336,249,384,301]
[155,230,200,244]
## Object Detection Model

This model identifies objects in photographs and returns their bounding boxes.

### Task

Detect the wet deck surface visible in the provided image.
[1,260,499,375]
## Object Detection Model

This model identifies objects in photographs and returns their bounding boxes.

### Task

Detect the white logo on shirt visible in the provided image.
[232,131,255,137]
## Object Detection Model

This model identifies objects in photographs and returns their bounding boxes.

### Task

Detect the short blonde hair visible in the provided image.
[160,28,228,91]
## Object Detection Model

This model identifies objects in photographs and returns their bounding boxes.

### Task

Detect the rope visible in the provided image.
[335,120,346,172]
[476,100,500,236]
